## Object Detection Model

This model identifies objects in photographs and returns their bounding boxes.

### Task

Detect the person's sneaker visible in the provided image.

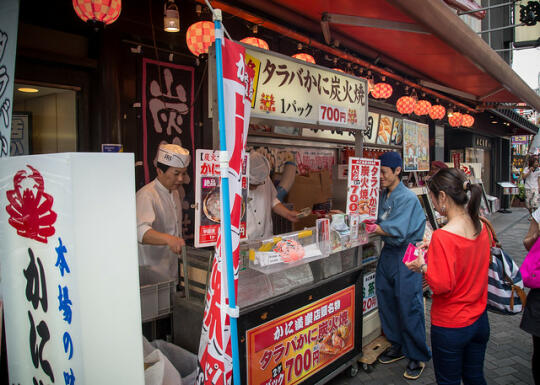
[378,345,405,364]
[403,360,425,380]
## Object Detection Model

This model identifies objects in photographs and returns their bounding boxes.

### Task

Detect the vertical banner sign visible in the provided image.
[194,149,249,248]
[363,272,377,314]
[346,157,380,222]
[0,0,20,158]
[0,153,144,385]
[142,58,195,240]
[453,152,461,169]
[246,286,355,385]
[196,39,255,385]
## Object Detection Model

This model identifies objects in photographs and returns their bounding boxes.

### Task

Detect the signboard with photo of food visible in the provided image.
[376,115,393,145]
[194,149,249,247]
[390,118,403,146]
[246,286,355,385]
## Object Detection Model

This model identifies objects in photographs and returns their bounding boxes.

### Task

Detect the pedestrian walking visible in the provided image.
[521,208,540,385]
[406,168,491,385]
[521,157,540,215]
[372,151,431,380]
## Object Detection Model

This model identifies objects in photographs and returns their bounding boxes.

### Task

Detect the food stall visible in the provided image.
[174,42,385,383]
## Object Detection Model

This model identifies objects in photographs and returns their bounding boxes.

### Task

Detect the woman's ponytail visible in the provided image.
[467,183,482,234]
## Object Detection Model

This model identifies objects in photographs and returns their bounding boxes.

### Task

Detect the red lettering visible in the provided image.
[333,108,339,122]
[320,106,327,120]
[303,349,312,371]
[294,353,303,377]
[285,358,294,382]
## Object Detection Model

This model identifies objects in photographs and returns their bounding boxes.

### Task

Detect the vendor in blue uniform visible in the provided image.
[372,151,431,380]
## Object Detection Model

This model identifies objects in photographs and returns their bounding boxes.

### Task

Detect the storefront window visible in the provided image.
[12,83,77,155]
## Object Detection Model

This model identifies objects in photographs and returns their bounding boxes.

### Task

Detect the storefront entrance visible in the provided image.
[466,147,492,194]
[12,82,78,155]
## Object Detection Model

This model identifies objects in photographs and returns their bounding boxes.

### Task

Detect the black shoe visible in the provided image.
[403,360,425,380]
[378,345,405,364]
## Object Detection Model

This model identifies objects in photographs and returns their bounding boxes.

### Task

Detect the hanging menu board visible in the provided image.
[403,120,429,172]
[243,45,368,131]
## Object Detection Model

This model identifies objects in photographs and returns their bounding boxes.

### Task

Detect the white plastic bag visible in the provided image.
[144,349,182,385]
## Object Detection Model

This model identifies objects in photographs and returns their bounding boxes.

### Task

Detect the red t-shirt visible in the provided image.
[426,225,491,328]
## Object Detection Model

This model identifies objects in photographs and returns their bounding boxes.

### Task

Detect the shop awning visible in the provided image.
[212,0,540,112]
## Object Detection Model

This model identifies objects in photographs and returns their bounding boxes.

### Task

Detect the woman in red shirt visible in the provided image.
[406,168,491,385]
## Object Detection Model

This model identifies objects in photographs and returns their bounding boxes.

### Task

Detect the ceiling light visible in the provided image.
[491,121,498,124]
[18,87,39,93]
[164,0,180,32]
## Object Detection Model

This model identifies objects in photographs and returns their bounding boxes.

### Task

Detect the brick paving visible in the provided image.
[330,207,535,385]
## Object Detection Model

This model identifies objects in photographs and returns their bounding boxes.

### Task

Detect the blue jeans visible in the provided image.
[431,310,490,385]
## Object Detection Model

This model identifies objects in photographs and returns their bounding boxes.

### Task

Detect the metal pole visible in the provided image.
[477,22,524,33]
[457,0,518,15]
[213,11,242,385]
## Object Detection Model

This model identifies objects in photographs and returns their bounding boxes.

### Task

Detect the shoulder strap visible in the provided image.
[480,216,500,247]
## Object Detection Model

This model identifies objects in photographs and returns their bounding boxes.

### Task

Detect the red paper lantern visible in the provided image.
[186,21,215,56]
[461,114,475,127]
[371,82,393,99]
[73,0,121,25]
[448,112,463,127]
[396,96,416,115]
[429,105,446,120]
[240,37,269,50]
[414,100,432,116]
[292,53,316,64]
[332,68,345,73]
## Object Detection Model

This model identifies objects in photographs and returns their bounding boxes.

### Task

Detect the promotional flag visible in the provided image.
[196,38,254,385]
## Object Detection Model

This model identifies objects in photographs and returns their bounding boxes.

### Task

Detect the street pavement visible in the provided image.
[331,207,535,385]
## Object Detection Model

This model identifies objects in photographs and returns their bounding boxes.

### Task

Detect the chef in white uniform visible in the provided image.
[247,152,299,240]
[137,144,190,280]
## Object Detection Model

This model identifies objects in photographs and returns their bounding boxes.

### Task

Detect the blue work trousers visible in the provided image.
[431,310,490,385]
[375,245,431,362]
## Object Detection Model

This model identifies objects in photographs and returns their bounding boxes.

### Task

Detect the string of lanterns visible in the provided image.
[71,0,476,129]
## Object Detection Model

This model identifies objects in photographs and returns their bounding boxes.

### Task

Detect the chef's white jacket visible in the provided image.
[247,176,280,240]
[137,179,182,280]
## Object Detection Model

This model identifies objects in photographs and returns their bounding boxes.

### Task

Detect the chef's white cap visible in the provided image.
[157,144,190,168]
[249,152,270,185]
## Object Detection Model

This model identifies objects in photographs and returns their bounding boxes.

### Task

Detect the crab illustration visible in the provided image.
[5,165,56,243]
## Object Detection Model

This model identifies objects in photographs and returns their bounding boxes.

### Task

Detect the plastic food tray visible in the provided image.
[139,266,176,322]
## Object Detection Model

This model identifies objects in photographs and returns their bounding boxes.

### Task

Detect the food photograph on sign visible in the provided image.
[246,286,355,385]
[376,115,393,145]
[195,150,248,247]
[346,157,380,222]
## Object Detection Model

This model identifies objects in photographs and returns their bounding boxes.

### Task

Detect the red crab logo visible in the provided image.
[5,165,57,243]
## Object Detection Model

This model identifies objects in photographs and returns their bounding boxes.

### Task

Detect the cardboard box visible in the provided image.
[286,170,332,231]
